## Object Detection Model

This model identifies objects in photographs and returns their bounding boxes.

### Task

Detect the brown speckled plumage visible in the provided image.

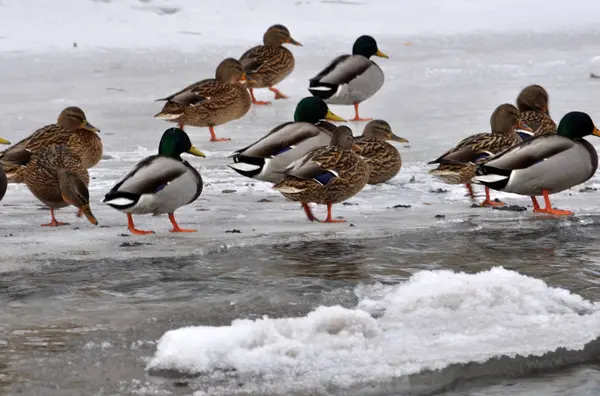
[429,103,523,184]
[155,58,251,130]
[0,107,102,183]
[240,25,300,86]
[354,120,409,184]
[516,84,557,136]
[274,126,369,205]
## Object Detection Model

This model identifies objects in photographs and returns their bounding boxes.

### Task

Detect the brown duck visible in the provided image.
[354,119,409,184]
[428,103,528,206]
[273,126,369,223]
[239,24,302,105]
[8,145,98,227]
[516,84,557,137]
[0,106,101,183]
[154,58,251,142]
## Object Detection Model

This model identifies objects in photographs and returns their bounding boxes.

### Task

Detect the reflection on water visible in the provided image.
[1,220,600,395]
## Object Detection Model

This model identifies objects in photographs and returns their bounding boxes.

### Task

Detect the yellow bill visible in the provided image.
[188,146,206,157]
[375,49,389,59]
[325,109,346,122]
[592,127,600,137]
[288,37,302,46]
[0,137,11,145]
[388,133,409,143]
[83,120,100,133]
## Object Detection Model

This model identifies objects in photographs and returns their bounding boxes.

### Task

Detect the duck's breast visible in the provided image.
[505,139,598,196]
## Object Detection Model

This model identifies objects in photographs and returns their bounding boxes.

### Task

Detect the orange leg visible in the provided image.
[531,196,541,211]
[41,208,68,227]
[465,183,475,199]
[323,203,346,223]
[350,103,373,122]
[269,86,288,100]
[480,186,505,207]
[208,126,230,142]
[127,213,155,235]
[77,208,83,217]
[532,190,573,216]
[177,121,185,130]
[302,203,318,222]
[168,212,197,233]
[249,88,271,106]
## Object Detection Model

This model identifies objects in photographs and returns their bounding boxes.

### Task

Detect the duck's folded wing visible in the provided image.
[283,147,341,180]
[0,125,69,161]
[107,156,189,197]
[310,55,371,86]
[157,78,218,105]
[233,122,323,158]
[240,45,277,74]
[483,135,574,170]
[428,133,492,164]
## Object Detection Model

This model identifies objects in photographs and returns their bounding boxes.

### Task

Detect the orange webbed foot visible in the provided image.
[128,227,155,235]
[533,208,574,216]
[349,116,373,122]
[209,137,231,142]
[170,227,197,233]
[480,199,505,207]
[41,220,68,227]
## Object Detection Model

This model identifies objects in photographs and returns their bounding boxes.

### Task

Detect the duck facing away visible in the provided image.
[473,111,600,216]
[516,84,557,138]
[273,126,369,223]
[154,58,251,142]
[102,128,205,235]
[354,120,409,184]
[228,96,345,183]
[428,103,527,206]
[308,35,388,121]
[0,137,11,201]
[239,24,302,105]
[0,106,101,183]
[7,145,98,227]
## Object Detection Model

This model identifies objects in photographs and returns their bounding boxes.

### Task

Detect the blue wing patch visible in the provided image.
[313,170,338,186]
[275,146,292,156]
[473,153,491,162]
[154,183,168,193]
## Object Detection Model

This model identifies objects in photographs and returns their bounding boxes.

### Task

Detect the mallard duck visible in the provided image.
[0,106,101,183]
[239,24,302,106]
[0,137,11,201]
[273,125,369,223]
[154,58,251,142]
[516,84,557,138]
[354,119,409,184]
[7,144,98,227]
[228,97,346,183]
[102,128,205,235]
[473,112,600,216]
[308,35,388,121]
[428,103,528,206]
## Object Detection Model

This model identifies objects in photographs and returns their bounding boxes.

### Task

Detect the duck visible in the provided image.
[102,128,205,235]
[428,103,527,206]
[308,35,388,122]
[473,111,600,216]
[273,125,370,223]
[0,137,11,201]
[228,96,346,183]
[239,24,302,105]
[516,84,557,138]
[154,58,251,142]
[6,144,98,227]
[354,119,409,184]
[0,106,101,183]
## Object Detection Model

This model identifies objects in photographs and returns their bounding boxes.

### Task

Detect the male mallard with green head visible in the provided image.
[428,103,528,206]
[229,96,345,183]
[273,126,369,223]
[240,24,302,105]
[154,58,251,142]
[474,111,600,216]
[102,128,205,235]
[308,35,388,121]
[354,120,409,184]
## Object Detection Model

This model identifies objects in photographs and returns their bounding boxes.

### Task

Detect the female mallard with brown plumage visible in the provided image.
[516,84,557,138]
[354,119,409,184]
[428,103,528,206]
[273,126,369,223]
[154,58,251,142]
[7,145,98,227]
[239,24,302,105]
[0,106,101,183]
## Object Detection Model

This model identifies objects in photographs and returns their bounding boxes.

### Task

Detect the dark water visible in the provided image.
[1,219,600,396]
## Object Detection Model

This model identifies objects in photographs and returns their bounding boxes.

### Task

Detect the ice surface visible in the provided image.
[147,267,600,394]
[2,0,600,52]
